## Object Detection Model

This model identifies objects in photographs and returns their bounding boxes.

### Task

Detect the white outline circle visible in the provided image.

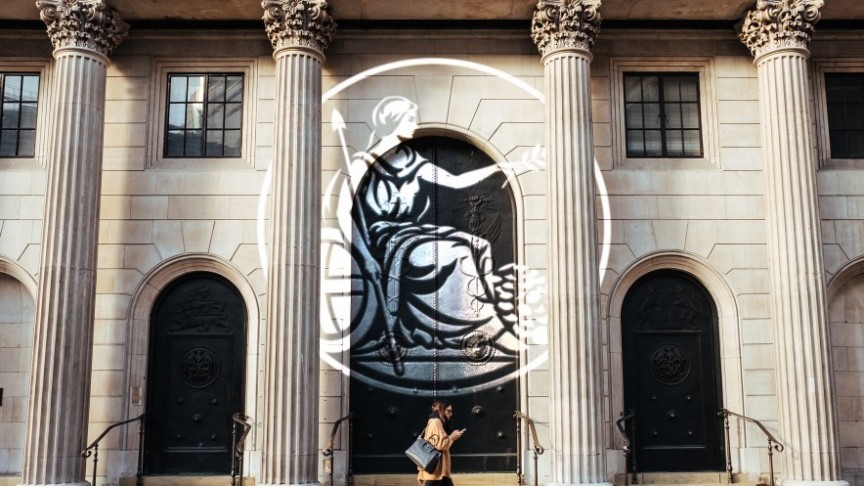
[256,57,613,389]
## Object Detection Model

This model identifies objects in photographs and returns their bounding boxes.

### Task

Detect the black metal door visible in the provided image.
[622,270,723,471]
[349,137,518,473]
[145,272,246,474]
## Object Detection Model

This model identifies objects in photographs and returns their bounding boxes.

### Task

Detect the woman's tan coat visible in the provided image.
[416,416,460,482]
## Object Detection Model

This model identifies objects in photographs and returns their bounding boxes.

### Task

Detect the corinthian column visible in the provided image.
[739,3,845,486]
[259,1,334,484]
[23,2,127,485]
[531,2,608,485]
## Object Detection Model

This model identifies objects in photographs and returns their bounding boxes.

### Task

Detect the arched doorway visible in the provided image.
[144,272,247,474]
[621,270,723,471]
[348,136,519,473]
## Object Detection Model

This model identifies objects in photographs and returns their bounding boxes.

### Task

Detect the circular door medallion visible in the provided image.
[649,344,691,385]
[181,346,221,388]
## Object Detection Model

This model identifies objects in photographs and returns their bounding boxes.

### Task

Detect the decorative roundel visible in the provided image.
[460,331,495,365]
[181,347,221,388]
[649,344,691,385]
[377,334,410,366]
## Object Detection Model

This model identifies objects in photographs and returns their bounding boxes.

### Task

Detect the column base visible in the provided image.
[256,483,319,486]
[17,483,89,486]
[782,481,848,486]
[548,482,613,486]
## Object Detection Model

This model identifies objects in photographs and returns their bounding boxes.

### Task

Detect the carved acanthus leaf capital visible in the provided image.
[262,0,336,54]
[738,0,823,58]
[531,0,602,57]
[36,0,129,58]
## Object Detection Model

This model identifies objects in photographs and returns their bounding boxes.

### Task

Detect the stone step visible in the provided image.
[613,472,763,486]
[118,476,255,486]
[353,473,516,486]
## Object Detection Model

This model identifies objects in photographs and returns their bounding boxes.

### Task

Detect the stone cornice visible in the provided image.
[36,0,128,58]
[738,0,823,59]
[531,0,602,57]
[262,0,336,54]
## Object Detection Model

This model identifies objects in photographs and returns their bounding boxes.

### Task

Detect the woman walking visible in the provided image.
[417,400,465,486]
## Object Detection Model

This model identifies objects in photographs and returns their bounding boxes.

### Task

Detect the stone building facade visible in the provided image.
[0,1,862,486]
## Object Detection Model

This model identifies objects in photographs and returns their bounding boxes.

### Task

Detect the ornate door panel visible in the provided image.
[146,273,246,474]
[622,271,723,471]
[349,137,518,473]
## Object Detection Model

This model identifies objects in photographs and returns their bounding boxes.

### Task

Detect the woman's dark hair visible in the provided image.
[430,400,451,415]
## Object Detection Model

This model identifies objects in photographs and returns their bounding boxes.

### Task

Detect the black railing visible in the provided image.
[82,413,146,486]
[322,412,354,486]
[616,409,637,486]
[718,409,784,486]
[514,411,545,486]
[231,413,253,486]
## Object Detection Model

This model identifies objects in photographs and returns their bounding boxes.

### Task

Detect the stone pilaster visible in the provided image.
[23,2,127,485]
[259,1,334,485]
[531,2,608,485]
[739,2,845,485]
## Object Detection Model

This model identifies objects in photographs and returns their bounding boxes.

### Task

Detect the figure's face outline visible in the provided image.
[394,108,418,141]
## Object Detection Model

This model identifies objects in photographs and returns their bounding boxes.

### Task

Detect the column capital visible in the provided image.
[262,0,336,55]
[738,0,823,60]
[36,0,128,58]
[531,0,601,58]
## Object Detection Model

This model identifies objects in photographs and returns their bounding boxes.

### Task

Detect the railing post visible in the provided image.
[92,444,98,486]
[515,412,523,486]
[137,416,144,486]
[768,439,776,486]
[723,410,733,483]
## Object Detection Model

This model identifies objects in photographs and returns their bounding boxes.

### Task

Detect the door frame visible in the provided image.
[126,255,261,463]
[608,252,744,468]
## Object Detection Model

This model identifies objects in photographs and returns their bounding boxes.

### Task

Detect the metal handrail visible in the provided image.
[322,412,354,486]
[82,413,146,486]
[718,409,784,486]
[615,409,637,486]
[514,411,545,486]
[231,413,253,486]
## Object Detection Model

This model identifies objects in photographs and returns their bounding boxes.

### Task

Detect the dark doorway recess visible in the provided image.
[349,137,519,474]
[622,270,724,472]
[145,272,247,475]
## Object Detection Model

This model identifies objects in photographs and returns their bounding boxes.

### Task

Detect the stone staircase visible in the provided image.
[613,472,765,486]
[118,476,255,486]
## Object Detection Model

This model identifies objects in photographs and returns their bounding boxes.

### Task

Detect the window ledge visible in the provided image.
[617,156,718,171]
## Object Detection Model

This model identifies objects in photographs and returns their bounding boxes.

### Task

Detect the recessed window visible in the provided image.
[1,73,40,158]
[624,73,703,158]
[165,73,244,158]
[825,73,864,159]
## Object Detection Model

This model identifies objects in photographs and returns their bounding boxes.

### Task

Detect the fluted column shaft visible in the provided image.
[755,48,842,485]
[532,1,606,484]
[738,1,845,484]
[24,2,126,484]
[259,2,333,484]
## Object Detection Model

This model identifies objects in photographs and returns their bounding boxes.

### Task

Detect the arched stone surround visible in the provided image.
[124,254,262,452]
[606,251,746,468]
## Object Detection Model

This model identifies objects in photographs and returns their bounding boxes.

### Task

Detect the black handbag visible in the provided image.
[405,427,442,473]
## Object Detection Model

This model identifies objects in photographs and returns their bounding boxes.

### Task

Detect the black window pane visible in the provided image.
[624,76,643,102]
[641,76,659,102]
[206,130,224,156]
[626,103,643,129]
[644,103,661,129]
[826,83,844,103]
[207,104,224,129]
[847,104,864,130]
[848,131,864,158]
[666,104,683,129]
[666,130,684,157]
[185,130,203,156]
[2,102,20,127]
[225,103,242,129]
[3,76,21,102]
[683,130,702,156]
[0,130,17,156]
[208,76,226,102]
[187,76,205,102]
[645,130,662,156]
[680,77,699,102]
[626,129,645,157]
[20,103,37,129]
[664,76,681,102]
[226,76,243,102]
[186,103,203,129]
[681,103,700,129]
[21,75,39,102]
[18,130,35,157]
[223,130,241,157]
[168,103,186,129]
[166,130,185,156]
[169,76,187,102]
